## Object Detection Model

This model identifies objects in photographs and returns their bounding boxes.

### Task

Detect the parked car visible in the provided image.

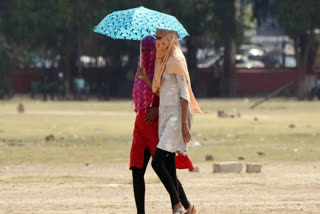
[236,55,265,68]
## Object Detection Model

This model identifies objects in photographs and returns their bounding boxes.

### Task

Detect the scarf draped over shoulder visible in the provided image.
[152,29,202,114]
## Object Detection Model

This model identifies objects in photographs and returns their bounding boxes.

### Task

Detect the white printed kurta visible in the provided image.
[157,72,192,154]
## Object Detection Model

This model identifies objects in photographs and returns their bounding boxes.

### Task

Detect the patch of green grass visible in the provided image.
[0,98,319,164]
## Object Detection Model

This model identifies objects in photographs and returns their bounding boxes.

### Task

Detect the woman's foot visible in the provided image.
[173,202,186,214]
[186,205,196,214]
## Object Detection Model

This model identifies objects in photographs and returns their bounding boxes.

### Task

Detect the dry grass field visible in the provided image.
[0,98,319,213]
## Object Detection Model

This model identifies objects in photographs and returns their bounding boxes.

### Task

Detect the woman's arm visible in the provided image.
[181,98,191,143]
[177,74,191,144]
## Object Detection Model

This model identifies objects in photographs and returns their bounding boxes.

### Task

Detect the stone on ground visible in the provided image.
[191,166,199,172]
[213,162,243,173]
[246,164,262,173]
[205,155,214,161]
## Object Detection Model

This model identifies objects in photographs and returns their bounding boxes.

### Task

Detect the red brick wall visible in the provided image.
[236,68,300,95]
[9,67,304,95]
[8,68,111,93]
[9,70,45,93]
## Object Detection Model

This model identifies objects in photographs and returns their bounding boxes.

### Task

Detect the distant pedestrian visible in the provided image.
[212,60,221,97]
[309,73,320,100]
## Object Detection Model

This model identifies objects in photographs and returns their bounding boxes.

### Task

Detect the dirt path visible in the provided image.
[0,162,319,214]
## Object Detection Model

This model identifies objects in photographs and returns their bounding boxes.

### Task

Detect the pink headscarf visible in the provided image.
[132,36,156,112]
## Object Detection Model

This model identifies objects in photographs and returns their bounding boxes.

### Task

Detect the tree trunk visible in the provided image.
[110,47,122,97]
[64,47,72,94]
[223,0,237,97]
[296,33,313,99]
[223,37,237,96]
[294,38,301,68]
[63,46,77,95]
[186,36,198,79]
[301,33,313,66]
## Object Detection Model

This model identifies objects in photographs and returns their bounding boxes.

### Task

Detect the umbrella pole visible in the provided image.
[140,40,142,69]
[138,41,142,78]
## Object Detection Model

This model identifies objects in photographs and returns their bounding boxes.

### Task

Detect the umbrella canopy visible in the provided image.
[93,6,189,40]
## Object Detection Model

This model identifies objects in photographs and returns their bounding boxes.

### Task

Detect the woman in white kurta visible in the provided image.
[138,29,201,214]
[157,73,192,154]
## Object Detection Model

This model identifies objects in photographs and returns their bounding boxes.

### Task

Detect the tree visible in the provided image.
[273,0,320,67]
[3,0,107,93]
[213,0,238,96]
[0,0,14,98]
[0,39,14,98]
[164,0,215,74]
[273,0,320,98]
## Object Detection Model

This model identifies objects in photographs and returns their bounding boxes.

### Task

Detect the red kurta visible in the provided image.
[130,95,194,171]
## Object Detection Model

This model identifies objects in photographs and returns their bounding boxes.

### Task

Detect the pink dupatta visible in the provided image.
[132,36,156,112]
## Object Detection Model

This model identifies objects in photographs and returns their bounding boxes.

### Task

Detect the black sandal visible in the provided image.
[173,208,187,214]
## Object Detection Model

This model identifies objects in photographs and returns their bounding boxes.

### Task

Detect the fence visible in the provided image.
[8,67,311,97]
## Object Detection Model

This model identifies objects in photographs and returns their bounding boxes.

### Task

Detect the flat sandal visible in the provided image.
[190,205,196,214]
[173,208,187,214]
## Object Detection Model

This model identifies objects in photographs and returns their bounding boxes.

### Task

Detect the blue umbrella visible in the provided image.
[93,6,189,40]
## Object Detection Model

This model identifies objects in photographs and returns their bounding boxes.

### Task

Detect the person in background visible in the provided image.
[212,60,221,97]
[57,72,65,100]
[309,73,320,100]
[41,74,55,101]
[73,73,86,100]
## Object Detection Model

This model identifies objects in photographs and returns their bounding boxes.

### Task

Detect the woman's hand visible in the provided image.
[137,66,147,80]
[137,66,152,89]
[144,107,158,123]
[182,121,191,143]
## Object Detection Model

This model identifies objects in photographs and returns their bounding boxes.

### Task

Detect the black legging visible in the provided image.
[132,148,190,214]
[151,148,190,209]
[132,148,151,214]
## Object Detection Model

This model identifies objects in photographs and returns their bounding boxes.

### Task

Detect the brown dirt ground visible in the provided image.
[0,162,319,214]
